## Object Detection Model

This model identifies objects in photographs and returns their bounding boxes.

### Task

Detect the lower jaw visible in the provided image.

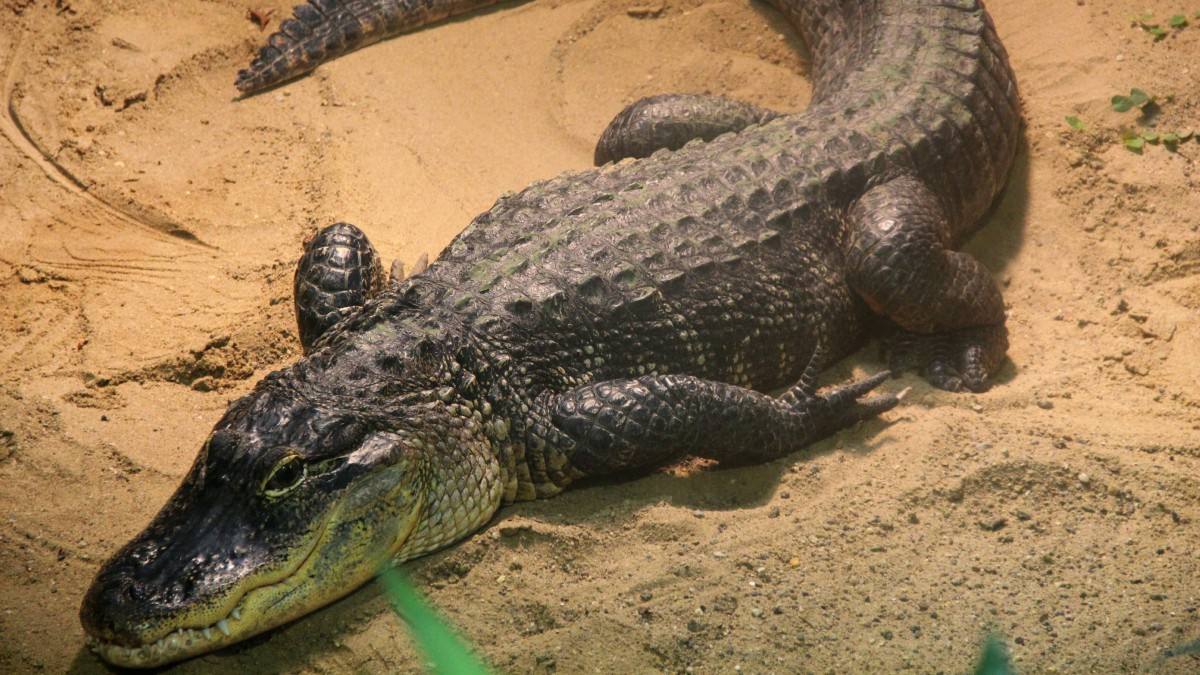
[89,513,413,667]
[90,516,345,667]
[87,598,250,668]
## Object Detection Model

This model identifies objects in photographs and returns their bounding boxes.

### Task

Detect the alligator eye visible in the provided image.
[262,454,307,498]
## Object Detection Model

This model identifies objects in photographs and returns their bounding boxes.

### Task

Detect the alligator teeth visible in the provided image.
[202,627,213,640]
[231,607,241,620]
[217,620,231,637]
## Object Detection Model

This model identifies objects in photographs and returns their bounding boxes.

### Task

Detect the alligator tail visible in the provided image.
[235,0,503,95]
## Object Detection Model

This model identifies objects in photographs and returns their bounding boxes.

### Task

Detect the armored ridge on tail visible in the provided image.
[234,0,504,94]
[82,0,1021,668]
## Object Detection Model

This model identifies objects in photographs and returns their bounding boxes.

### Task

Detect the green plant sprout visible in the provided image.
[1132,11,1194,39]
[1120,128,1146,153]
[377,564,491,675]
[1133,12,1168,40]
[1105,88,1194,153]
[1111,88,1153,113]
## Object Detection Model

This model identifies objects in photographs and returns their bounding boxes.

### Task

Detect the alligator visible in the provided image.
[80,0,1020,667]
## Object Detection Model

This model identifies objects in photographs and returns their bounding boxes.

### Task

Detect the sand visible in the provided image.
[1,0,1198,672]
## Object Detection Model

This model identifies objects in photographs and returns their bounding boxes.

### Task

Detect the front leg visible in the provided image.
[546,370,898,477]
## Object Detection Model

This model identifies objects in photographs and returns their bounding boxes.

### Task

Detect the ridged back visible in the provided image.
[310,0,1021,402]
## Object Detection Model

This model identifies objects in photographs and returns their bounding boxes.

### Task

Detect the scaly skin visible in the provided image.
[294,223,386,353]
[82,0,1021,667]
[593,93,781,164]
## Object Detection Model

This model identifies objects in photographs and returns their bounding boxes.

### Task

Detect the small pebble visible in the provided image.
[979,517,1008,532]
[1037,399,1054,410]
[1078,473,1090,486]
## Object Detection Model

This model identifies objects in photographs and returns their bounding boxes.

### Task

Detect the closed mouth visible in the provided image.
[85,516,332,668]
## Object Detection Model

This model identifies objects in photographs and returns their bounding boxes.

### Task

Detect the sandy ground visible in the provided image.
[1,0,1198,672]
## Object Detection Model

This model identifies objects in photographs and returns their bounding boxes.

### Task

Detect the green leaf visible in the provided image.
[1065,115,1086,130]
[1169,14,1188,28]
[1148,26,1168,39]
[1111,95,1134,112]
[1162,132,1180,144]
[1128,88,1151,107]
[1120,129,1144,152]
[378,565,492,675]
[1141,131,1159,143]
[1180,129,1195,141]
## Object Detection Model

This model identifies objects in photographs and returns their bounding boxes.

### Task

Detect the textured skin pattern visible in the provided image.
[235,0,503,94]
[553,369,896,475]
[844,176,1008,391]
[277,0,1022,500]
[83,1,1024,667]
[293,223,385,354]
[594,94,780,165]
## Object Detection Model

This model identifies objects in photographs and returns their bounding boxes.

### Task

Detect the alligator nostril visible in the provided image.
[80,554,164,640]
[125,581,147,604]
[81,573,128,639]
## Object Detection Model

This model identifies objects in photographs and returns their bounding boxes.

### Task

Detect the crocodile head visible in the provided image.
[79,371,437,668]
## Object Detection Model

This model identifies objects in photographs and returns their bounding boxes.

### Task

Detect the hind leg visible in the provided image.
[293,222,385,353]
[845,176,1008,392]
[594,94,779,165]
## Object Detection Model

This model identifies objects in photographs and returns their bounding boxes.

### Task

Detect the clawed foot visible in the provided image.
[882,325,1008,393]
[781,346,902,430]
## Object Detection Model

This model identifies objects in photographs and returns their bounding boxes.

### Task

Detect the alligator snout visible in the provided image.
[80,561,151,646]
[79,509,253,650]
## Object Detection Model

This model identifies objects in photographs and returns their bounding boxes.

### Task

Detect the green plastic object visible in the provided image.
[377,564,492,675]
[975,634,1015,675]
